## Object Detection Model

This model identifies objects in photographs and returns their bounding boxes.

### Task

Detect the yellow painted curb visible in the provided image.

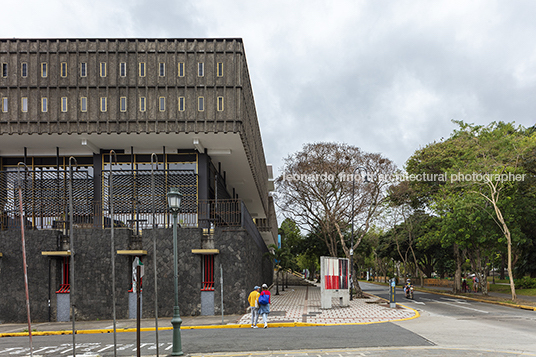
[1,291,420,338]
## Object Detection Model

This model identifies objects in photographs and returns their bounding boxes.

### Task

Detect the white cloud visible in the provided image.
[2,0,535,175]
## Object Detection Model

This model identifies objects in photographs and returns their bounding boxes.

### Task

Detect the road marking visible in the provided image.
[97,344,114,352]
[33,346,56,353]
[436,301,490,313]
[441,298,467,303]
[132,343,151,352]
[0,348,24,354]
[413,301,425,305]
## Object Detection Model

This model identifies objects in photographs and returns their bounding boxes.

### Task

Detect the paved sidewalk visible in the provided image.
[236,285,416,326]
[0,285,417,336]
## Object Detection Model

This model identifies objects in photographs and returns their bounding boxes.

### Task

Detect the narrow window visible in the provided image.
[21,97,28,112]
[178,96,185,111]
[217,62,223,77]
[100,97,107,112]
[217,96,224,111]
[178,62,184,77]
[198,63,204,77]
[80,97,87,112]
[21,63,28,78]
[159,63,165,77]
[56,257,70,294]
[198,96,204,111]
[120,62,126,77]
[80,63,87,77]
[61,62,67,77]
[41,63,48,78]
[1,63,7,77]
[41,97,48,112]
[120,97,127,112]
[61,97,68,112]
[1,97,7,112]
[140,97,146,112]
[100,62,107,77]
[159,97,165,112]
[201,255,215,291]
[139,62,146,77]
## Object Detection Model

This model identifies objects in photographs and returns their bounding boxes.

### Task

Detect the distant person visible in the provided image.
[462,276,468,293]
[258,283,271,328]
[247,285,261,328]
[473,275,479,292]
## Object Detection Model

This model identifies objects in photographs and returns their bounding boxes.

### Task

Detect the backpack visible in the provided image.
[258,294,269,305]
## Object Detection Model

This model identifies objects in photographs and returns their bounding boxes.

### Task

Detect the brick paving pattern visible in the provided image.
[236,285,415,325]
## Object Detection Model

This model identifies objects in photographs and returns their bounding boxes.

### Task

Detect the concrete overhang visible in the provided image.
[0,131,267,220]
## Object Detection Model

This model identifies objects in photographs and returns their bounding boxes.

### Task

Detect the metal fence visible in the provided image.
[0,169,244,231]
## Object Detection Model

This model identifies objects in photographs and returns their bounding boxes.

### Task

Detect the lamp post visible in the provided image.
[350,166,368,301]
[167,188,183,356]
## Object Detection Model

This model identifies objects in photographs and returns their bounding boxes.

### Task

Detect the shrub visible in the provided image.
[514,277,536,289]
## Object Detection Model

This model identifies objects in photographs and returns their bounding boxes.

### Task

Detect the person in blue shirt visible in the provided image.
[258,284,271,328]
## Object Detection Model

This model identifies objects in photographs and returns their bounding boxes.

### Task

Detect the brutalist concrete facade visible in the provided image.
[0,38,276,323]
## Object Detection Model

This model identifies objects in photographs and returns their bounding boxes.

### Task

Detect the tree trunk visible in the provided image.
[506,233,517,301]
[500,253,506,280]
[453,244,462,294]
[353,264,365,298]
[275,270,280,295]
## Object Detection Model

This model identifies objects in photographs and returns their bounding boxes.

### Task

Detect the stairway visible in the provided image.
[274,269,317,287]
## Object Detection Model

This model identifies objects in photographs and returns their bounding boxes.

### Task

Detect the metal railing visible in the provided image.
[1,199,244,231]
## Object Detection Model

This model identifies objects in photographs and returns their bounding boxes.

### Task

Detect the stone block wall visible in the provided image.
[213,227,273,315]
[141,227,203,318]
[0,230,58,323]
[0,225,272,322]
[0,228,131,323]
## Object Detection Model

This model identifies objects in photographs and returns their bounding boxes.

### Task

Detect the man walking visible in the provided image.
[248,285,261,328]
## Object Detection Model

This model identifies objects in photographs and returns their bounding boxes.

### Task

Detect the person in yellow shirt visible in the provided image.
[248,286,261,328]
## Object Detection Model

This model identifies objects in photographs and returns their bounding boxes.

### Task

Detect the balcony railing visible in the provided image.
[1,199,246,231]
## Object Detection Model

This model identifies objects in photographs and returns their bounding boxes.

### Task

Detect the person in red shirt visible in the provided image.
[258,283,271,328]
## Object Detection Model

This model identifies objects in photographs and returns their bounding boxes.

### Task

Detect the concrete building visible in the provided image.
[0,38,276,322]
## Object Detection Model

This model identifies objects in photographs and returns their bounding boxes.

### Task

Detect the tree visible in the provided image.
[265,244,292,295]
[276,142,396,297]
[406,121,536,300]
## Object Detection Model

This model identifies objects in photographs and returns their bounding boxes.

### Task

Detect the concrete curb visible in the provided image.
[361,280,536,312]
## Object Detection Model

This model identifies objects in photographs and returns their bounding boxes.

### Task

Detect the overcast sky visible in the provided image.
[2,0,536,175]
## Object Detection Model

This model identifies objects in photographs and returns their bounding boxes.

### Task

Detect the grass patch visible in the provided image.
[486,277,510,284]
[489,284,536,296]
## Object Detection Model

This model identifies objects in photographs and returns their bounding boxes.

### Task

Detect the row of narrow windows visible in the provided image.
[1,96,224,113]
[0,62,223,78]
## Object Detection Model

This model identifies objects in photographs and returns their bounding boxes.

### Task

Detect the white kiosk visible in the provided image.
[320,256,350,309]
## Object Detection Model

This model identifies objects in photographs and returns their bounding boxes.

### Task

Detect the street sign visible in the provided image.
[389,278,396,308]
[132,257,144,281]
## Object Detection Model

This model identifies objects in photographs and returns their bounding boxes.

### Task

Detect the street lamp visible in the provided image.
[167,188,183,356]
[350,166,368,301]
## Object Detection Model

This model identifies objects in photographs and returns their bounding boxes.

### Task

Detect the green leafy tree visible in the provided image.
[406,121,536,300]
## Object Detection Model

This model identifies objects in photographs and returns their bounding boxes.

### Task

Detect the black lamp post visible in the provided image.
[167,188,183,356]
[350,166,368,301]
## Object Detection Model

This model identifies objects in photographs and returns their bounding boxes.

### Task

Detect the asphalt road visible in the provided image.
[359,281,536,354]
[0,323,432,356]
[3,283,536,356]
